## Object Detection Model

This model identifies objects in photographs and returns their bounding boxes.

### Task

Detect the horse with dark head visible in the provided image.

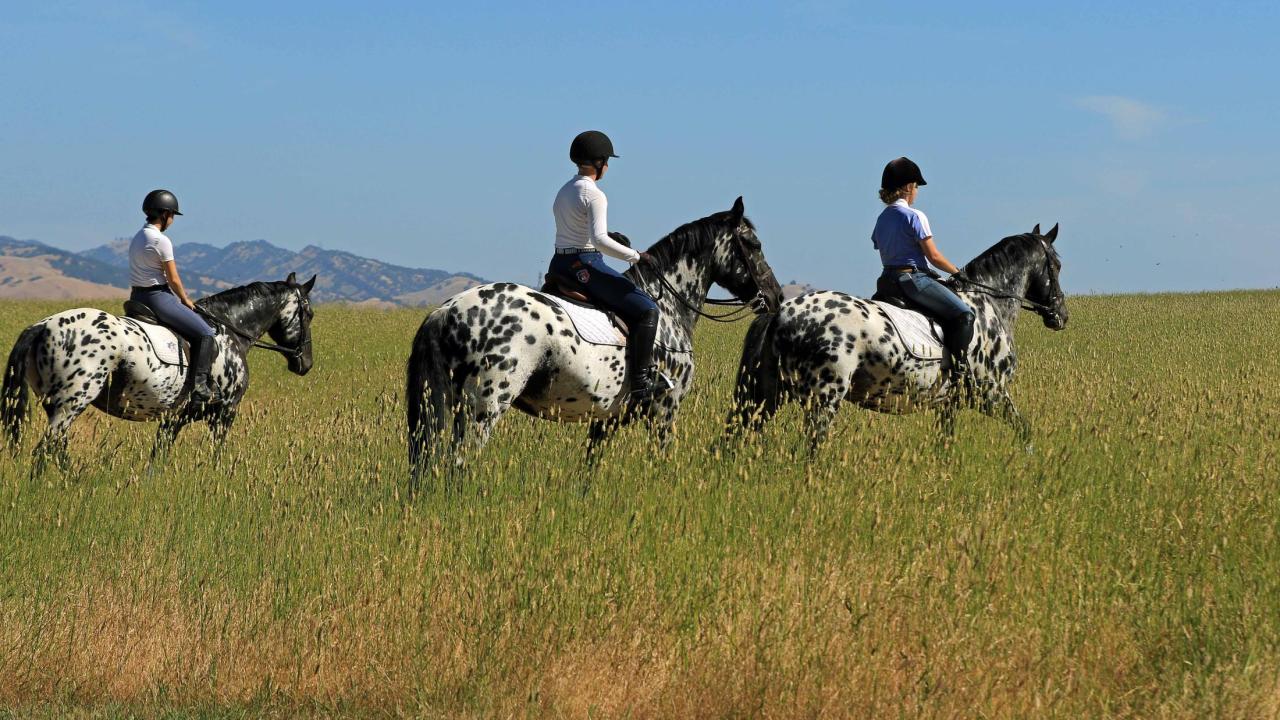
[2,273,316,471]
[406,197,782,482]
[728,224,1067,451]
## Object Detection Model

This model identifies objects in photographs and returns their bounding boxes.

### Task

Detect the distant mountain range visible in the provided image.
[0,235,487,306]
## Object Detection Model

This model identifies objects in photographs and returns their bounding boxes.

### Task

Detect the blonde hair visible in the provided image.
[879,183,914,205]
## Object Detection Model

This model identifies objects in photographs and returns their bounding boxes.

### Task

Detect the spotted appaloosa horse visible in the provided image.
[2,274,316,471]
[406,197,782,479]
[727,225,1068,452]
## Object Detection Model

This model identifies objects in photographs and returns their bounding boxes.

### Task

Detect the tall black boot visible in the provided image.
[627,309,660,400]
[944,311,976,401]
[188,336,216,404]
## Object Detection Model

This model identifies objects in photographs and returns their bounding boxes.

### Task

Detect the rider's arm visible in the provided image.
[162,261,198,309]
[586,193,641,263]
[920,237,961,275]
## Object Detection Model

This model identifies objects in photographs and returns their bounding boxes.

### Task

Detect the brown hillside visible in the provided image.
[0,256,127,300]
[394,276,485,307]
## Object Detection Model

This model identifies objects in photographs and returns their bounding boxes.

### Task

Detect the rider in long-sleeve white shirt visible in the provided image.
[553,174,640,263]
[546,131,663,401]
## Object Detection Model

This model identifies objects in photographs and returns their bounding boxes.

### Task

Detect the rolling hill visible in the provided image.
[2,235,487,306]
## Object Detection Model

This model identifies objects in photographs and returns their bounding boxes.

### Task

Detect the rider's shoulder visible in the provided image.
[559,175,604,202]
[141,224,170,242]
[885,201,928,228]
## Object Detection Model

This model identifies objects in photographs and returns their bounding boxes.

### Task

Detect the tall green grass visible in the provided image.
[1,293,1278,718]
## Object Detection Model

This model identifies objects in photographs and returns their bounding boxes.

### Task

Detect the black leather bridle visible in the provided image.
[951,237,1064,324]
[197,290,312,360]
[639,230,778,323]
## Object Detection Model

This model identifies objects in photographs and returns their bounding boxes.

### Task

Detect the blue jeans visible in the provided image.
[883,270,975,364]
[547,252,657,324]
[130,285,215,344]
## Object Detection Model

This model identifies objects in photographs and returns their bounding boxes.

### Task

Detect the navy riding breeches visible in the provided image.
[548,252,658,324]
[130,285,216,344]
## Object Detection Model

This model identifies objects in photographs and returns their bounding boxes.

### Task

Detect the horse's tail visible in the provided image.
[2,324,44,448]
[726,311,784,438]
[406,312,455,482]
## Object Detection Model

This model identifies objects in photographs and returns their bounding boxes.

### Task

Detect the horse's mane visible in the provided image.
[962,233,1053,282]
[197,281,287,316]
[645,210,753,267]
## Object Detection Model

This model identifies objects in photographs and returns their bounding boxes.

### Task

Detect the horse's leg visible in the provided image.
[151,404,200,466]
[981,387,1032,449]
[207,402,240,463]
[452,374,514,471]
[936,396,960,450]
[32,388,98,475]
[585,419,616,468]
[803,380,848,456]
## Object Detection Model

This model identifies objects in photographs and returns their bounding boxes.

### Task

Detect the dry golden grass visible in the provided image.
[2,292,1279,718]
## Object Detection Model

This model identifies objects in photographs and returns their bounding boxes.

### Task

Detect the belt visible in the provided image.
[132,284,171,292]
[555,247,598,255]
[884,266,920,274]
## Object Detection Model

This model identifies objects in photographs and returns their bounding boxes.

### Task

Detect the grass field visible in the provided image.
[1,292,1278,718]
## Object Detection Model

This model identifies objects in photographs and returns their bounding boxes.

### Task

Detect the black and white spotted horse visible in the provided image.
[2,274,316,472]
[726,224,1068,452]
[406,197,783,479]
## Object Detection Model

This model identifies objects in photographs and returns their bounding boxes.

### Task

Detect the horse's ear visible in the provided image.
[1045,223,1059,243]
[303,274,317,292]
[1032,223,1041,235]
[286,272,298,285]
[730,196,745,224]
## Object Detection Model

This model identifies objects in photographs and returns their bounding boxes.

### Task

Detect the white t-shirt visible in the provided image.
[128,224,175,287]
[552,175,640,263]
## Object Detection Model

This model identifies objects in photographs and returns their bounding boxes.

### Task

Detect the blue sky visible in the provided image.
[2,1,1277,295]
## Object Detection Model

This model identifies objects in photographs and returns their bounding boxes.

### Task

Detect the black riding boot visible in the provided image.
[188,336,216,404]
[627,308,660,400]
[944,311,976,400]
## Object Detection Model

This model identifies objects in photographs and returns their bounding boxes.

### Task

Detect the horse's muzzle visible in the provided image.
[1041,309,1067,330]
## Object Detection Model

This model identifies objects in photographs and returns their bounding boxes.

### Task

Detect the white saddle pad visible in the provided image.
[123,318,187,366]
[873,301,945,361]
[543,295,626,347]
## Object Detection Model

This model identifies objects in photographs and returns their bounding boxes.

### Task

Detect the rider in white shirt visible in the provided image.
[128,189,217,403]
[548,131,662,400]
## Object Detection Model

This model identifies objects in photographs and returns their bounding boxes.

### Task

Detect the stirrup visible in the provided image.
[629,369,673,399]
[188,378,216,405]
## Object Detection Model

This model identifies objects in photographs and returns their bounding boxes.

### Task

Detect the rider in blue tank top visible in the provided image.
[871,157,976,386]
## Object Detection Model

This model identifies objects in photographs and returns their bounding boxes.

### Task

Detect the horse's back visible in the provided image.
[773,290,945,411]
[416,281,629,420]
[22,306,186,415]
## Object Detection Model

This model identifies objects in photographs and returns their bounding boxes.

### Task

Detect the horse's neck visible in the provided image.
[639,255,714,338]
[965,264,1032,330]
[205,291,283,340]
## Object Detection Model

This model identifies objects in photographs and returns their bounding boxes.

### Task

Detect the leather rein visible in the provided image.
[637,234,774,323]
[950,238,1063,319]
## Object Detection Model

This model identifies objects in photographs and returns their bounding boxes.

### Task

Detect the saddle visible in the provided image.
[873,274,924,311]
[122,301,190,367]
[539,273,630,337]
[869,279,946,361]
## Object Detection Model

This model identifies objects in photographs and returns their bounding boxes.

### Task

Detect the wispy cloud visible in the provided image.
[1076,95,1168,140]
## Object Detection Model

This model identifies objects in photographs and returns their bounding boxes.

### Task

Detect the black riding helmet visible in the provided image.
[881,157,927,191]
[570,130,618,164]
[142,189,182,216]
